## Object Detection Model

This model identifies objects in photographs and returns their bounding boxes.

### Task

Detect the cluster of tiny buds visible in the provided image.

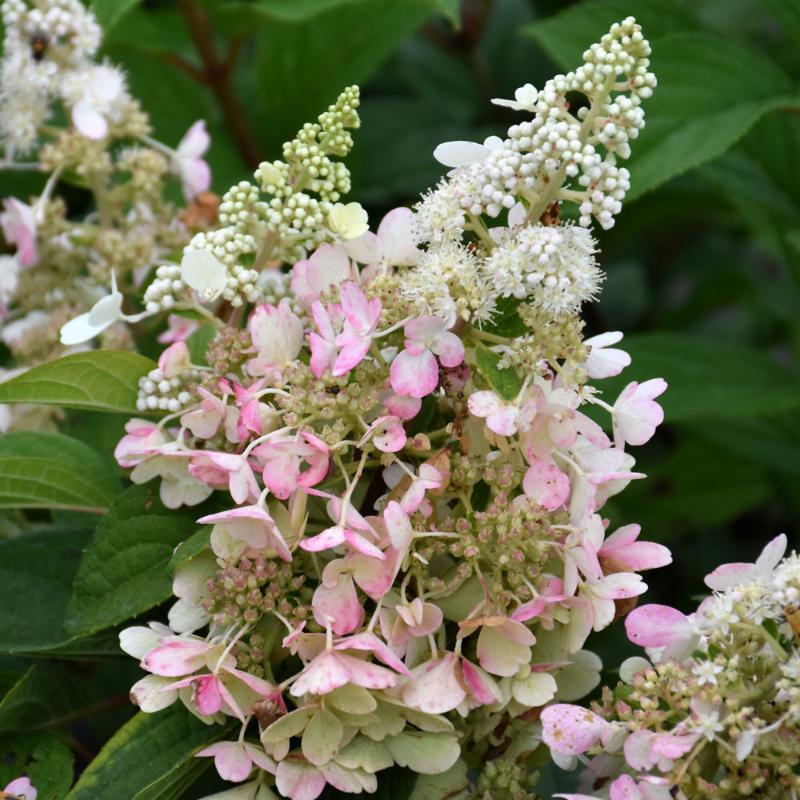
[189,230,261,306]
[211,86,362,261]
[136,364,200,412]
[202,555,310,629]
[218,180,267,229]
[143,264,183,313]
[2,0,100,61]
[450,16,653,229]
[489,224,601,313]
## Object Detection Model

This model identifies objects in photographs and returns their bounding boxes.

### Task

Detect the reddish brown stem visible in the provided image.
[175,0,264,167]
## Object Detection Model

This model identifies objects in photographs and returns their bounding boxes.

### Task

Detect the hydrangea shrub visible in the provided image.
[0,3,797,800]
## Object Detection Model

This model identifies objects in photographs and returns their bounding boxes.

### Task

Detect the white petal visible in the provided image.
[60,312,109,345]
[483,135,504,151]
[119,625,161,659]
[343,231,381,264]
[736,730,758,760]
[181,248,227,298]
[433,140,489,168]
[178,120,210,159]
[72,101,108,139]
[619,656,652,684]
[168,598,210,633]
[88,292,123,326]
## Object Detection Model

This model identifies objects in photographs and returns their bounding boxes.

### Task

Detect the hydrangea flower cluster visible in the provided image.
[142,86,362,316]
[110,18,672,800]
[0,0,212,427]
[542,534,800,799]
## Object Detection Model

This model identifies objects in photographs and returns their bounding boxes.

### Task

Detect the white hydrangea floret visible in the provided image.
[487,224,602,313]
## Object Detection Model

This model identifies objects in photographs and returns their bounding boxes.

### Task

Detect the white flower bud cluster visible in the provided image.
[487,224,601,313]
[143,264,183,313]
[0,0,102,153]
[187,228,260,308]
[777,651,800,722]
[412,180,467,245]
[234,86,360,263]
[2,0,101,63]
[401,240,494,325]
[218,180,268,230]
[136,364,200,413]
[447,17,654,230]
[256,269,294,309]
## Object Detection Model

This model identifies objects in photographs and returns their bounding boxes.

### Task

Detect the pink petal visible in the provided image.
[309,331,337,378]
[468,390,502,418]
[523,459,570,510]
[461,658,501,705]
[384,393,422,420]
[431,330,464,368]
[300,525,346,552]
[624,604,690,648]
[142,639,210,676]
[335,631,411,676]
[4,778,36,800]
[402,653,466,714]
[339,281,380,330]
[390,349,439,398]
[405,315,445,344]
[336,652,399,690]
[332,336,371,376]
[276,760,326,800]
[343,230,381,264]
[194,674,224,715]
[312,575,364,636]
[755,532,788,570]
[290,651,351,697]
[540,704,611,756]
[609,774,644,800]
[178,120,210,158]
[343,529,385,560]
[653,732,699,759]
[181,158,211,200]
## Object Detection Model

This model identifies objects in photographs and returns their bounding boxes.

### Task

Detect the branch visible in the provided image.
[175,0,264,167]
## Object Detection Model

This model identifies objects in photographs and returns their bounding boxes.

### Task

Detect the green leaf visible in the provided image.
[598,333,800,421]
[616,441,771,533]
[524,0,701,69]
[525,7,799,200]
[433,0,459,27]
[0,458,114,513]
[66,485,201,636]
[689,413,800,475]
[0,351,156,413]
[764,0,800,44]
[0,660,139,733]
[625,32,799,200]
[91,0,140,30]
[64,706,229,800]
[474,349,521,401]
[701,114,800,276]
[185,324,217,366]
[478,296,527,338]
[101,3,247,191]
[0,732,73,800]
[167,527,211,574]
[410,760,468,800]
[0,433,119,512]
[0,529,93,654]
[249,0,444,154]
[225,0,366,22]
